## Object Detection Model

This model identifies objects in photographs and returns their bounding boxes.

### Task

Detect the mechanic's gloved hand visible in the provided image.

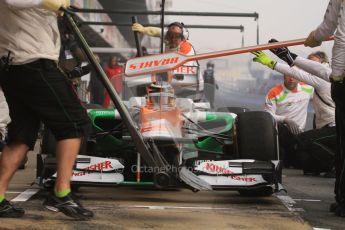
[284,118,302,135]
[67,64,91,79]
[304,30,322,47]
[251,51,277,69]
[41,0,70,12]
[132,23,161,37]
[268,38,297,66]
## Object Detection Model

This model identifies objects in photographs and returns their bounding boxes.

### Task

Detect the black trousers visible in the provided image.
[0,59,90,150]
[277,122,298,167]
[204,83,216,109]
[278,121,336,171]
[331,82,345,204]
[296,126,336,173]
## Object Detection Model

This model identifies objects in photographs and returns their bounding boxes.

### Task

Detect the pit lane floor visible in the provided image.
[0,143,314,230]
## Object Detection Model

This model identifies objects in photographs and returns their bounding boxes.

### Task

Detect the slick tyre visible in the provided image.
[234,111,278,161]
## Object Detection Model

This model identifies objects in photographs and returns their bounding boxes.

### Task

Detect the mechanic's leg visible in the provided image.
[210,87,215,109]
[54,138,81,193]
[296,126,336,173]
[336,98,345,216]
[277,123,297,167]
[330,82,345,216]
[0,143,29,196]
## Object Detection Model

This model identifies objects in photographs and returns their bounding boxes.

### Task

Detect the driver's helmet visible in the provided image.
[146,82,176,110]
[151,71,173,84]
[206,61,214,69]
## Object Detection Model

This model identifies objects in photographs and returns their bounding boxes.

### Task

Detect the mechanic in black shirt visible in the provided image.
[203,61,218,109]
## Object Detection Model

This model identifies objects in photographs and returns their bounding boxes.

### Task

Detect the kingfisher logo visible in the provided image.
[73,160,113,177]
[129,57,180,70]
[204,162,234,175]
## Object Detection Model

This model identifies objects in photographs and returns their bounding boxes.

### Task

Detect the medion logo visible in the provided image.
[129,57,179,70]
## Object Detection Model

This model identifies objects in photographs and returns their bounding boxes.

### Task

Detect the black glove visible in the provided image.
[284,118,302,135]
[268,38,297,67]
[67,64,91,79]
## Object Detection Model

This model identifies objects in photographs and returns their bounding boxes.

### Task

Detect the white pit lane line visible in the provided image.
[278,196,331,230]
[11,188,40,202]
[112,205,290,214]
[293,199,321,202]
[276,195,305,212]
[6,191,22,194]
[124,205,235,210]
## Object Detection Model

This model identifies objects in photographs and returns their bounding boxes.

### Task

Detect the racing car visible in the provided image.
[36,10,283,197]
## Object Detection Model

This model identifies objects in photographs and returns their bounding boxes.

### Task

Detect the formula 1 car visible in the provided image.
[36,10,283,196]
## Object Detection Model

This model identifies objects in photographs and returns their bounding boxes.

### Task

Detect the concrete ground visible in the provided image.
[0,142,314,230]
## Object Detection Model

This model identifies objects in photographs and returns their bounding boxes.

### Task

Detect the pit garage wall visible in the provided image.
[98,0,150,48]
[71,0,131,58]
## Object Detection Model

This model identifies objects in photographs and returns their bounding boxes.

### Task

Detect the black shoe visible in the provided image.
[43,193,93,220]
[0,199,25,218]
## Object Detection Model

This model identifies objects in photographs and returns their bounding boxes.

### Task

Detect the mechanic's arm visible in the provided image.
[274,62,325,90]
[132,23,161,37]
[264,95,285,123]
[252,51,326,89]
[264,97,302,133]
[314,0,341,41]
[294,56,331,82]
[331,13,345,78]
[5,0,69,12]
[305,0,340,47]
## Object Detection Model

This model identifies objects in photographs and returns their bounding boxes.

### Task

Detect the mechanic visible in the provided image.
[304,0,345,217]
[0,0,93,220]
[252,48,336,175]
[104,56,124,108]
[203,61,218,109]
[263,71,313,167]
[132,22,197,64]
